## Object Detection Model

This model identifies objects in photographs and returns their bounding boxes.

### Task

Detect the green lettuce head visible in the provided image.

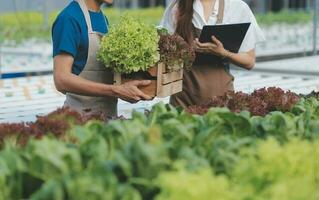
[98,14,160,74]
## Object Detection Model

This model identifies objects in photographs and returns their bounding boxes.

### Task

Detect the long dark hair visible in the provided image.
[175,0,195,44]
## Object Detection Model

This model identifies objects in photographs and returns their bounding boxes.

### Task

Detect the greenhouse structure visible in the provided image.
[0,0,313,13]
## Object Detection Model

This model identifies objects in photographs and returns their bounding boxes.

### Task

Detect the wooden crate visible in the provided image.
[114,62,183,98]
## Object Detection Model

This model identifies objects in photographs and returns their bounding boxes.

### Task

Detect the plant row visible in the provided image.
[187,87,300,116]
[1,93,319,199]
[0,87,305,147]
[0,108,117,147]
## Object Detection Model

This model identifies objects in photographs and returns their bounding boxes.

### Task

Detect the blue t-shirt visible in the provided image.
[52,1,109,75]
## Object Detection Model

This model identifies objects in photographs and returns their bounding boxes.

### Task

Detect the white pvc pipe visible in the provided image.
[314,0,318,55]
[0,45,2,79]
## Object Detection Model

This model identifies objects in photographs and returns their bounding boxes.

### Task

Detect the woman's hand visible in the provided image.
[113,80,153,104]
[194,37,256,70]
[194,36,231,58]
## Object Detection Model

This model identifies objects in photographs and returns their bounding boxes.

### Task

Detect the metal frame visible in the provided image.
[0,40,1,81]
[0,45,2,80]
[42,0,49,28]
[314,0,319,55]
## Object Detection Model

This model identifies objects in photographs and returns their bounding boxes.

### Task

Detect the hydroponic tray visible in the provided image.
[2,69,319,123]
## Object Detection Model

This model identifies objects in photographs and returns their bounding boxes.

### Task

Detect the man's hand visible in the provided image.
[113,80,153,103]
[54,53,154,102]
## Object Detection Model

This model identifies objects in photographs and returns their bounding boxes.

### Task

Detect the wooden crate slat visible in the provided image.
[113,63,183,98]
[114,73,121,85]
[162,70,183,85]
[156,63,163,96]
[158,80,183,98]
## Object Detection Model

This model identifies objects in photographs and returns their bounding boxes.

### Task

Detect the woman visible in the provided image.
[160,0,265,108]
[52,0,152,116]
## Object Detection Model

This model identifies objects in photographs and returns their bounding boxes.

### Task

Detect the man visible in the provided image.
[52,0,151,116]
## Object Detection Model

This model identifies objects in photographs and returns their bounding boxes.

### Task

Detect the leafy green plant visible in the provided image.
[158,32,195,71]
[0,108,110,148]
[2,92,319,199]
[232,138,319,200]
[188,87,300,116]
[98,15,160,74]
[155,162,234,200]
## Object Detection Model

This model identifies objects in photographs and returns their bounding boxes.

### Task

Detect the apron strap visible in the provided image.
[76,0,93,33]
[216,0,225,24]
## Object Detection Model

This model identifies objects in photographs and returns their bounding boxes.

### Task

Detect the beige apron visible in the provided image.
[170,0,234,108]
[64,0,118,116]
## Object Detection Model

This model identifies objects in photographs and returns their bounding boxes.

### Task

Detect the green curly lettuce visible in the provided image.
[155,162,234,200]
[98,15,160,74]
[232,138,319,200]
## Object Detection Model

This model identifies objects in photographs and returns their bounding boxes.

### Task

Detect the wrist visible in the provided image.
[109,85,120,97]
[221,49,232,60]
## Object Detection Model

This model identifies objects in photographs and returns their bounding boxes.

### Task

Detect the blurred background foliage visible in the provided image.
[0,7,313,43]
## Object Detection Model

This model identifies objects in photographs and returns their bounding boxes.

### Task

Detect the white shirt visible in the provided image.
[160,0,265,52]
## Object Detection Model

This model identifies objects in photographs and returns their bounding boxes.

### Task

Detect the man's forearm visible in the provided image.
[54,72,117,97]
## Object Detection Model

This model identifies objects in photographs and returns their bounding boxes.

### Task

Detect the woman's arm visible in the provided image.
[195,36,256,70]
[223,49,255,70]
[54,53,152,103]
